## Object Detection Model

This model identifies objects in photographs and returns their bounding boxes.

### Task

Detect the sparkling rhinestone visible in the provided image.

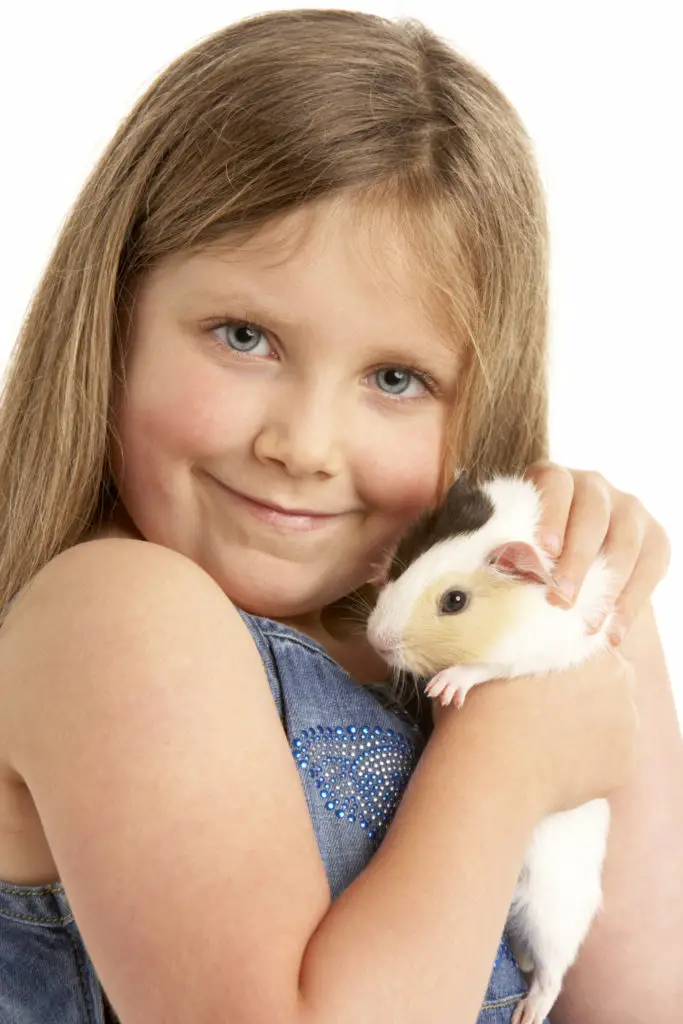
[291,723,416,846]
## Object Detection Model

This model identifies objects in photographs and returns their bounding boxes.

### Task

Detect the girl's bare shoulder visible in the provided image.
[0,538,217,769]
[0,536,231,748]
[0,536,330,1021]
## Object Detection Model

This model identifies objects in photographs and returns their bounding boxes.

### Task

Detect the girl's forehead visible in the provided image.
[178,199,416,285]
[151,197,462,348]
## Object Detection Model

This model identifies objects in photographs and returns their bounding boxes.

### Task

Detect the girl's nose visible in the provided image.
[253,396,344,478]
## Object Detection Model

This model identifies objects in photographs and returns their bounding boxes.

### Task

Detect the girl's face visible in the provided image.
[111,198,463,618]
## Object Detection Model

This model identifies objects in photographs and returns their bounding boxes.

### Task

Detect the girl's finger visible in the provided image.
[586,494,646,634]
[607,518,672,645]
[549,471,611,606]
[524,462,574,557]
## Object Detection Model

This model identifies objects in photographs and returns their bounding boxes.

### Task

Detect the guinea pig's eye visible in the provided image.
[438,589,470,615]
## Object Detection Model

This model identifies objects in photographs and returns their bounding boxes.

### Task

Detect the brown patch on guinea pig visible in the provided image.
[400,567,525,676]
[388,472,494,582]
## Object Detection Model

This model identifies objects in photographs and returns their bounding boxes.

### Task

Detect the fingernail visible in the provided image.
[586,614,606,635]
[542,533,562,556]
[608,617,626,647]
[551,577,575,604]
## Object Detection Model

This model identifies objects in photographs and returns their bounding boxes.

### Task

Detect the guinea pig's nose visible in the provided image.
[370,627,401,654]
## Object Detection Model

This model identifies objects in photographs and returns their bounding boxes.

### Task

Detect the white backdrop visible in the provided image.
[1,1,680,721]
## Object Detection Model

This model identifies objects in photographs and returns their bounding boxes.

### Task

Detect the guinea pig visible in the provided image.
[366,471,618,1024]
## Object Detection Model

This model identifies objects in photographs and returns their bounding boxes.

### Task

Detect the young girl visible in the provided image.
[0,9,677,1024]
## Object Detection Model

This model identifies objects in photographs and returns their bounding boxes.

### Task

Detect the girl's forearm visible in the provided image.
[552,601,683,1022]
[296,693,541,1024]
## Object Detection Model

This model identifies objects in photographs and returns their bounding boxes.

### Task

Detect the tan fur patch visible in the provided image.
[402,567,525,675]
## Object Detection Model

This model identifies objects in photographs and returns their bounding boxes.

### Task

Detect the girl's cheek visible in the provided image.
[355,423,444,516]
[120,345,257,462]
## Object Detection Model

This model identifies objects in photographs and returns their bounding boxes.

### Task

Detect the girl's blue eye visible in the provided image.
[214,322,271,354]
[208,321,437,398]
[374,367,426,397]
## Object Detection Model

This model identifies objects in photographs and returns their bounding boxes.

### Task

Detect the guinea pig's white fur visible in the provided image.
[366,474,618,1024]
[369,475,616,678]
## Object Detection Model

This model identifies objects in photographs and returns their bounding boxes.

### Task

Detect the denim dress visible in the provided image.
[0,609,541,1023]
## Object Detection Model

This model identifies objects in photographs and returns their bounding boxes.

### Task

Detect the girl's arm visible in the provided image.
[3,538,544,1024]
[552,601,683,1022]
[5,537,636,1024]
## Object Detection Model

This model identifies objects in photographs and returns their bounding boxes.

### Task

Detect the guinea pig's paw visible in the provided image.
[511,997,541,1024]
[425,664,494,707]
[424,666,471,708]
[511,975,561,1024]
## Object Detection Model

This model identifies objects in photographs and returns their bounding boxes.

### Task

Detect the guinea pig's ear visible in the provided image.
[485,542,555,587]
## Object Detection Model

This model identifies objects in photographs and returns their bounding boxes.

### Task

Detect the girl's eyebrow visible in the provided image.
[192,290,303,333]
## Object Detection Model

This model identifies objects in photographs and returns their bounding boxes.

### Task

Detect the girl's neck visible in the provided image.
[282,593,390,685]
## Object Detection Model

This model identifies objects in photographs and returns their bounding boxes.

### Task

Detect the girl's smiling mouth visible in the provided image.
[208,475,352,532]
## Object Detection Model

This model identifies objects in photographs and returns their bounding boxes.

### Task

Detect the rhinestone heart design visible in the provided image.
[292,724,417,844]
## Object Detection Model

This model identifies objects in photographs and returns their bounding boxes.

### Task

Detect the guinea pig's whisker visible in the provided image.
[345,591,374,620]
[409,675,422,702]
[407,653,435,679]
[391,553,407,575]
[344,615,370,634]
[389,667,414,704]
[329,597,372,631]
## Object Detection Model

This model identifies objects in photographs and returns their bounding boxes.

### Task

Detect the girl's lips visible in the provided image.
[211,478,347,533]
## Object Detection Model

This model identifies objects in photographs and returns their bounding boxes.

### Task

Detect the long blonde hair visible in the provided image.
[0,8,549,625]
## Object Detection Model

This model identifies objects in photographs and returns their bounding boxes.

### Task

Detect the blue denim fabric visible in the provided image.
[0,609,541,1023]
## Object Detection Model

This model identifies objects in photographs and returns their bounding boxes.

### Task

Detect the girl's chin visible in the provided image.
[215,567,368,621]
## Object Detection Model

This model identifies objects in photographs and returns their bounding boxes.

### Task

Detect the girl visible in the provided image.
[0,9,677,1024]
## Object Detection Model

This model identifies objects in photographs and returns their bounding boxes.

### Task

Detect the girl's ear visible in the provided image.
[485,541,555,587]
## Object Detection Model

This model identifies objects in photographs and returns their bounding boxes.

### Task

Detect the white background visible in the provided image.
[1,2,680,721]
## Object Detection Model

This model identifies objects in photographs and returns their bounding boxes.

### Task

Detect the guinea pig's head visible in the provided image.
[367,538,556,677]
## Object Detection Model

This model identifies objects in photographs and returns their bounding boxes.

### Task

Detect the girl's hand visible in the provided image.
[524,461,671,647]
[432,646,639,814]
